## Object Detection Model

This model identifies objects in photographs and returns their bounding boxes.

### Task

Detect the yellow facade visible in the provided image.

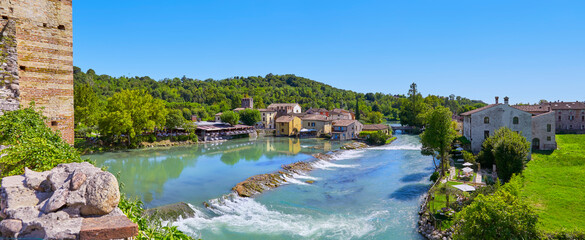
[276,116,301,136]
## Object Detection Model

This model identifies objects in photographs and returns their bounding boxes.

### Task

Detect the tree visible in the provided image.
[478,127,530,182]
[400,83,428,128]
[453,190,539,240]
[99,90,167,146]
[165,109,186,130]
[220,111,240,126]
[366,111,384,124]
[74,82,101,129]
[420,106,457,177]
[239,109,261,126]
[493,129,530,182]
[181,108,192,121]
[355,96,360,120]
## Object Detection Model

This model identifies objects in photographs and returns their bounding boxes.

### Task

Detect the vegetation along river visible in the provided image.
[87,134,433,239]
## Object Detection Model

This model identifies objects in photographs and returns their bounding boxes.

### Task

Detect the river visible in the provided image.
[88,134,433,240]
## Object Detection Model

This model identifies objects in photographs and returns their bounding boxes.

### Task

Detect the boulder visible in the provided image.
[24,168,50,191]
[80,172,120,216]
[0,219,22,238]
[42,187,69,213]
[70,171,87,191]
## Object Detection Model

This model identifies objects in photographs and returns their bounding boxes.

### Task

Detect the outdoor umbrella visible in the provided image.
[462,162,473,166]
[453,184,476,192]
[462,167,473,173]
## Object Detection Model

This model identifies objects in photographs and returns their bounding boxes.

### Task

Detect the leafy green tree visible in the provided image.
[493,128,530,182]
[0,105,81,177]
[400,83,429,127]
[74,82,101,129]
[420,106,457,177]
[239,109,261,126]
[99,90,168,145]
[453,190,539,240]
[220,111,240,126]
[165,109,186,130]
[181,108,192,121]
[355,96,361,120]
[478,127,530,182]
[366,111,384,124]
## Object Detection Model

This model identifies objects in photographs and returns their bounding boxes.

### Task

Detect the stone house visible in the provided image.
[214,113,222,122]
[331,120,363,141]
[276,116,301,136]
[362,124,391,135]
[461,97,556,154]
[267,103,301,118]
[258,109,277,129]
[328,109,355,121]
[549,102,585,134]
[301,114,332,136]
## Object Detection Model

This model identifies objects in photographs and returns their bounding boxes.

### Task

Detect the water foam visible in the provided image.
[175,194,383,239]
[330,149,365,160]
[371,143,422,151]
[290,173,320,181]
[312,160,359,170]
[282,175,310,185]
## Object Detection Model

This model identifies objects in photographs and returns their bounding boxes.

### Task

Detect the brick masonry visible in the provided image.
[0,0,74,144]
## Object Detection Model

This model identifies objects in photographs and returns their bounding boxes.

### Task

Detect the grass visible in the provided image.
[519,134,585,233]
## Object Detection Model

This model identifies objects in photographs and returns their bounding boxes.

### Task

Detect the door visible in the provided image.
[532,138,540,150]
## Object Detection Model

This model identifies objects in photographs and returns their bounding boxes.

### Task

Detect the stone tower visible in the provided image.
[0,0,74,144]
[241,97,253,109]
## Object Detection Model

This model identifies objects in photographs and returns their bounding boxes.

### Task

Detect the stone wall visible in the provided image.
[0,19,19,116]
[0,0,74,144]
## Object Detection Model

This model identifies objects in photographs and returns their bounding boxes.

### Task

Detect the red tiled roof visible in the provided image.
[267,103,300,108]
[549,102,585,110]
[301,114,328,121]
[276,116,297,123]
[332,120,358,126]
[460,104,499,116]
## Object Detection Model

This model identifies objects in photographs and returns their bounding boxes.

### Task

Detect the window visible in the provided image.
[51,121,58,126]
[558,111,562,114]
[582,116,584,122]
[58,25,65,30]
[547,124,552,132]
[547,136,552,141]
[570,125,573,129]
[484,130,490,139]
[484,117,490,124]
[559,116,562,121]
[513,117,519,124]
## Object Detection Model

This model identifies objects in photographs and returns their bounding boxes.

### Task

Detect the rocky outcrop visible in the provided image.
[0,19,20,116]
[144,202,196,222]
[0,162,136,239]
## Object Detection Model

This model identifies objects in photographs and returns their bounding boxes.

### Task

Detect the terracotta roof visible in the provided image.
[332,120,358,127]
[258,108,276,112]
[215,113,223,116]
[549,102,585,110]
[233,108,245,111]
[301,114,328,121]
[276,116,297,123]
[363,124,389,131]
[512,105,551,115]
[267,103,300,108]
[460,104,499,116]
[330,108,352,114]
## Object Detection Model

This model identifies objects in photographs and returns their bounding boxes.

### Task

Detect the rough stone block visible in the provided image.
[79,216,138,240]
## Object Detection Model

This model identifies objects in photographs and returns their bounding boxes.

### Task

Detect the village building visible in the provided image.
[328,109,355,120]
[363,124,391,135]
[258,108,277,129]
[214,113,222,122]
[300,114,332,137]
[331,120,363,141]
[194,122,255,142]
[305,108,330,117]
[268,103,302,118]
[549,101,585,134]
[461,97,556,154]
[276,116,302,136]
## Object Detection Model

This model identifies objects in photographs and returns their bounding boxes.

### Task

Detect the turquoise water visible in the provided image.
[88,135,433,240]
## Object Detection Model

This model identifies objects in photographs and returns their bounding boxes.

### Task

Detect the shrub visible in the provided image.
[238,109,261,126]
[364,131,390,145]
[430,171,440,182]
[0,105,81,177]
[220,111,240,126]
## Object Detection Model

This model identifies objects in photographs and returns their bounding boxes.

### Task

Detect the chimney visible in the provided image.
[504,96,509,105]
[495,96,499,104]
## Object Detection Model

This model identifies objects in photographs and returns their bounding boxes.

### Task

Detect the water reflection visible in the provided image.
[87,137,342,205]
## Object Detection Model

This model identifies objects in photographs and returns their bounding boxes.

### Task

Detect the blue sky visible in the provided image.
[73,0,585,104]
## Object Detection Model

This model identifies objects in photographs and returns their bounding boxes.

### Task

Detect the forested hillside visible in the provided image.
[73,67,486,134]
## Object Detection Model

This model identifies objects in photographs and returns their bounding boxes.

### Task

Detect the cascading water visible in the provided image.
[90,135,431,240]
